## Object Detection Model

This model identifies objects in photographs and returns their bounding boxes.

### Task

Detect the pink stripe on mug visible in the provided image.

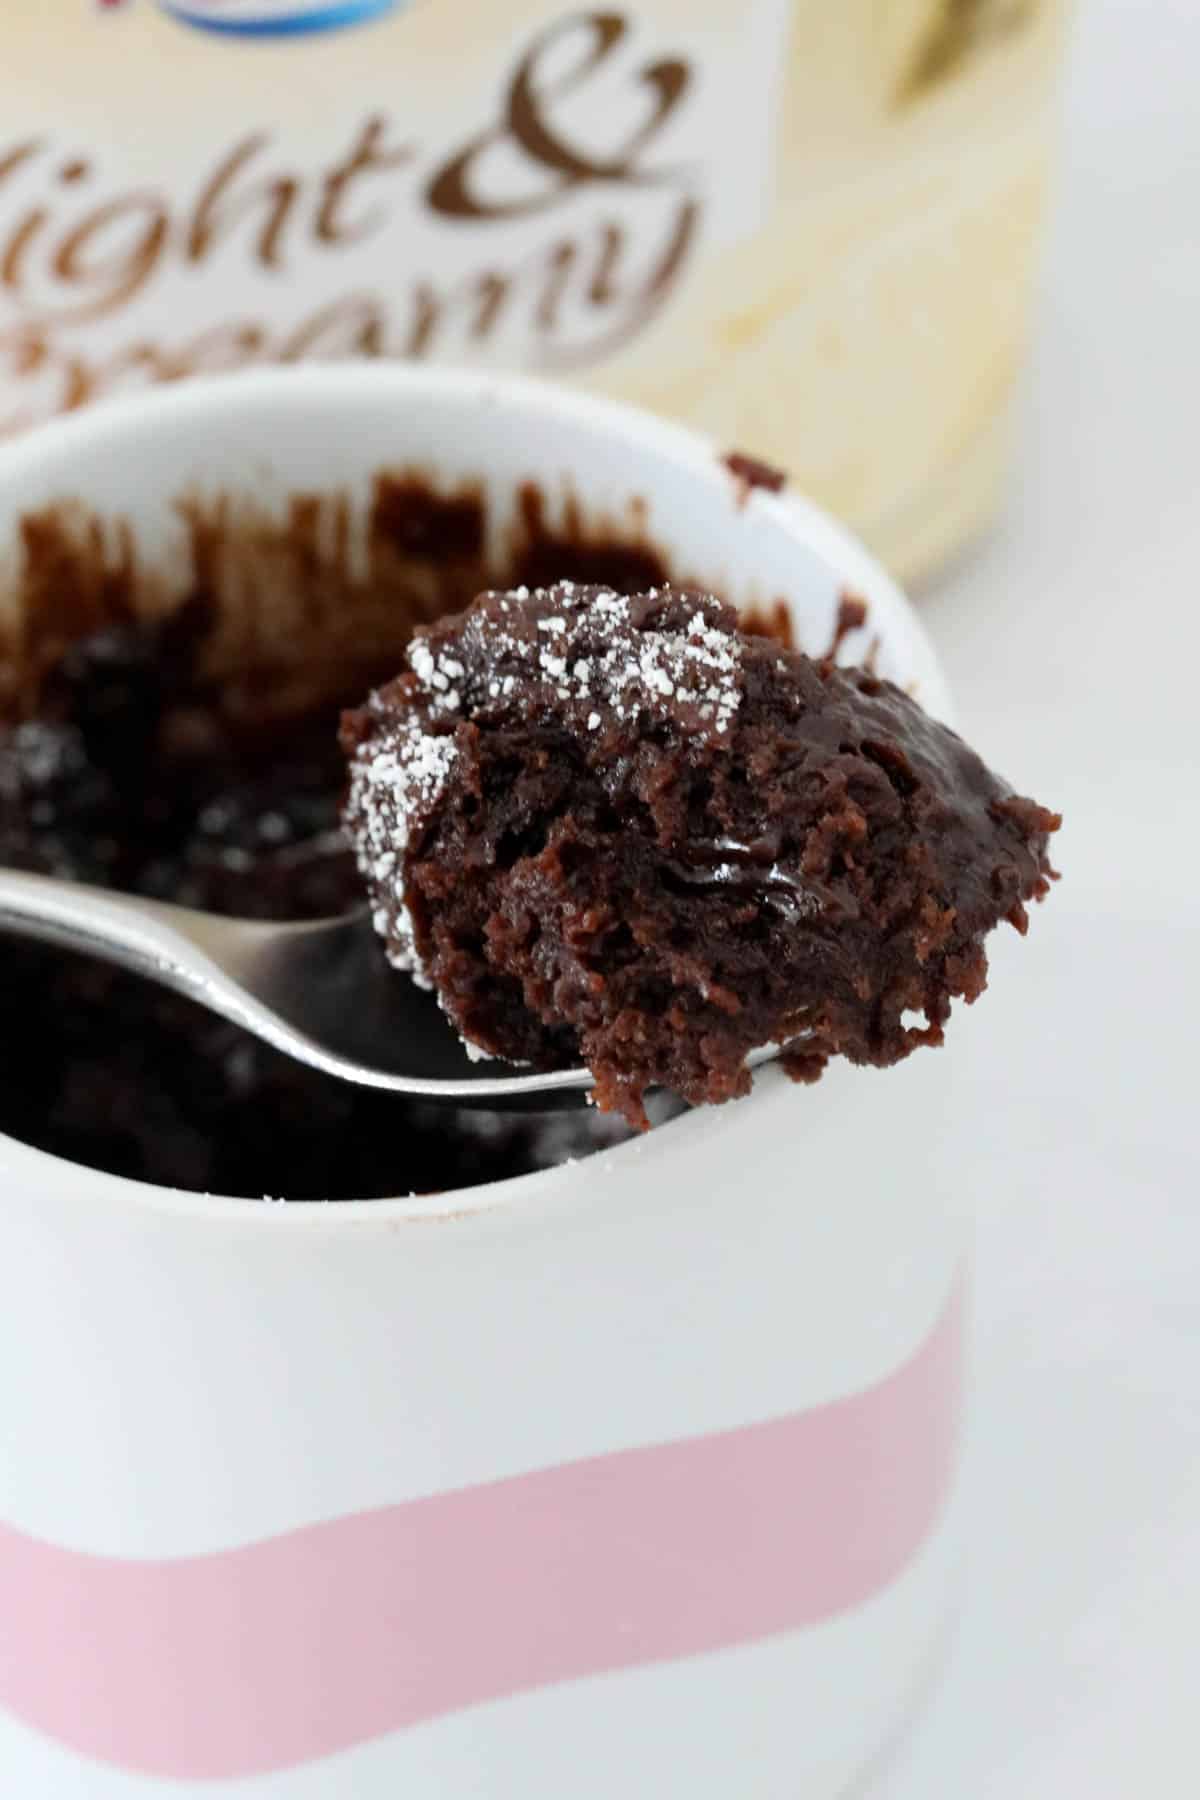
[0,365,963,1797]
[0,1279,962,1780]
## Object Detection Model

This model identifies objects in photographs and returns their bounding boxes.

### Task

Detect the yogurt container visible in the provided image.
[0,366,963,1797]
[0,0,1072,581]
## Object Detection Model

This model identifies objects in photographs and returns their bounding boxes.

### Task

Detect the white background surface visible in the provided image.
[880,1,1200,1793]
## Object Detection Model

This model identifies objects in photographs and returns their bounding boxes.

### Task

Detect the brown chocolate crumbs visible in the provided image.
[741,599,794,649]
[723,451,788,503]
[823,591,870,663]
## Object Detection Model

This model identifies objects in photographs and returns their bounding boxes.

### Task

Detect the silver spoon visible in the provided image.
[0,866,596,1110]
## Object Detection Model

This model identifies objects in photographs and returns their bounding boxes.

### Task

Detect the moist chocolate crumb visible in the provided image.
[723,451,788,500]
[343,582,1061,1129]
[823,592,870,662]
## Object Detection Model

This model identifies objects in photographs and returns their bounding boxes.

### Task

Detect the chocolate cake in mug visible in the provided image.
[0,366,1013,1798]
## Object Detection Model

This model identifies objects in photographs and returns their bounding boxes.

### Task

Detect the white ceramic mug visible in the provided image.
[0,367,962,1798]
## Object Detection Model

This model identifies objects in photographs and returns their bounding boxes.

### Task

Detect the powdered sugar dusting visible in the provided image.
[346,709,458,986]
[407,583,745,738]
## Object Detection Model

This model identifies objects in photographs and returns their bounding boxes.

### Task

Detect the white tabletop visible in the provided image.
[878,1,1200,1792]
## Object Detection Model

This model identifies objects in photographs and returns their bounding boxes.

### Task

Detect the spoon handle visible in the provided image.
[0,868,541,1101]
[0,867,298,1052]
[0,867,192,979]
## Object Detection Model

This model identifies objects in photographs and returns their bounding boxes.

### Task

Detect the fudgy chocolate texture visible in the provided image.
[0,615,636,1198]
[343,583,1060,1128]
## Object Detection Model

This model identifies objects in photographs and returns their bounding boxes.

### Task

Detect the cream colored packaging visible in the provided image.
[0,0,1069,582]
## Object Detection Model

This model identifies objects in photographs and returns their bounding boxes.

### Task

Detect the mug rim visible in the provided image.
[0,363,952,1225]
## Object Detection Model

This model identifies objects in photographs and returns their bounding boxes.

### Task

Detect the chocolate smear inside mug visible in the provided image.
[0,472,747,1199]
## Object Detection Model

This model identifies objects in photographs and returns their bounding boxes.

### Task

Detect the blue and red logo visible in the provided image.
[133,2,405,37]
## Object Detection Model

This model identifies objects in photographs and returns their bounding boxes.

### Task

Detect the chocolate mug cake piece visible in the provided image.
[342,583,1061,1127]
